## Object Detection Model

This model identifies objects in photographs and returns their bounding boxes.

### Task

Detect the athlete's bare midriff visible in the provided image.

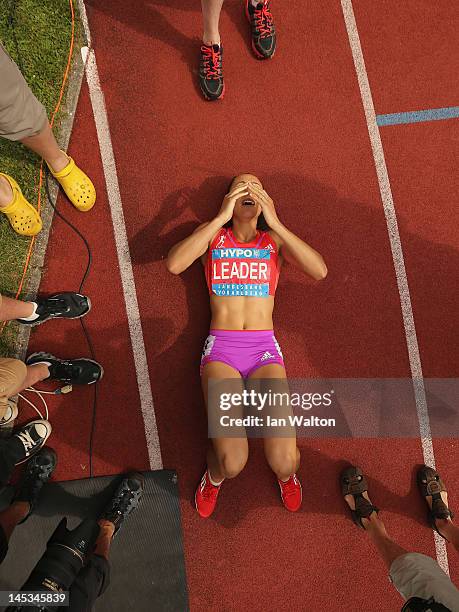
[209,294,275,330]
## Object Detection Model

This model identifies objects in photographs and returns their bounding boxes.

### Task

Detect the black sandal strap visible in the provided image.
[431,496,453,521]
[341,466,379,529]
[351,495,379,529]
[417,465,454,540]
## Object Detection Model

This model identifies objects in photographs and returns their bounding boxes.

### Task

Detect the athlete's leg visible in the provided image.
[201,0,224,45]
[247,364,299,480]
[247,363,301,511]
[201,361,248,481]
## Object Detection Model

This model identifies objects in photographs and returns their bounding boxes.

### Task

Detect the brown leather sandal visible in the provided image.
[417,465,454,540]
[340,465,379,529]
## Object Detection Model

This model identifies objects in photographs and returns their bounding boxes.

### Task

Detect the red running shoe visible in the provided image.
[278,473,302,512]
[246,0,276,59]
[195,470,222,518]
[199,44,225,101]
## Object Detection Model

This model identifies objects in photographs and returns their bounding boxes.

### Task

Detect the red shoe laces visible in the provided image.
[203,481,219,500]
[281,476,298,497]
[201,45,222,79]
[254,2,273,38]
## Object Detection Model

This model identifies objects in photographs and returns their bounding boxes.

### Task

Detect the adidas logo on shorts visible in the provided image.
[261,351,274,361]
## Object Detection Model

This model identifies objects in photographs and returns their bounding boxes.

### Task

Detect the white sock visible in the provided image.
[19,302,39,321]
[251,0,262,6]
[208,470,224,487]
[29,361,52,370]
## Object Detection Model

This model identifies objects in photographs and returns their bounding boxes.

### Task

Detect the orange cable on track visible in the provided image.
[1,0,75,335]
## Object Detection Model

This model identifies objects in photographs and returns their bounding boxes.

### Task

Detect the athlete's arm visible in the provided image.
[166,183,250,275]
[249,183,328,281]
[272,225,328,280]
[166,219,222,275]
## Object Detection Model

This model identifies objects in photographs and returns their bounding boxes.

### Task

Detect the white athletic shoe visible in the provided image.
[0,400,18,427]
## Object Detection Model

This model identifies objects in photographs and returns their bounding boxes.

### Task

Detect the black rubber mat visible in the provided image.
[0,470,189,611]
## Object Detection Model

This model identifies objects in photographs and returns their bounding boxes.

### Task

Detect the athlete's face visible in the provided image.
[230,173,263,222]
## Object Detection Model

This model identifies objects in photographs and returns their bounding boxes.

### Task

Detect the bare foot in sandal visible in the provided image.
[340,465,411,569]
[344,490,379,528]
[341,465,380,529]
[417,465,459,545]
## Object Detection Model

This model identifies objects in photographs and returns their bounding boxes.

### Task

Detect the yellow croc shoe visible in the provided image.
[48,153,96,212]
[0,173,42,236]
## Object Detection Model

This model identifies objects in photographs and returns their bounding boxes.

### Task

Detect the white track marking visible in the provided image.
[78,2,162,470]
[340,0,449,572]
[77,0,91,46]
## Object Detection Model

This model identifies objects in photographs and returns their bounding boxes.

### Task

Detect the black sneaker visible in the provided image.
[26,352,104,385]
[246,0,276,59]
[199,44,225,101]
[9,420,52,465]
[100,472,144,536]
[14,447,57,522]
[16,292,91,326]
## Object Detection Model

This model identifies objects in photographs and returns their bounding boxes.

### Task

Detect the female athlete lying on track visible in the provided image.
[167,174,327,517]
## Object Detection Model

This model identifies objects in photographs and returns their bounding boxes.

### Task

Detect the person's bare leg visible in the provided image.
[363,514,409,569]
[201,0,224,45]
[264,437,300,481]
[0,295,34,321]
[206,437,248,483]
[434,520,459,553]
[0,502,30,540]
[20,122,68,174]
[248,364,300,481]
[94,520,115,560]
[201,361,248,483]
[0,359,44,421]
[422,487,459,554]
[0,175,14,208]
[344,491,408,569]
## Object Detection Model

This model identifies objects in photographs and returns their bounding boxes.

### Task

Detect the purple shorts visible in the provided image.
[200,329,285,378]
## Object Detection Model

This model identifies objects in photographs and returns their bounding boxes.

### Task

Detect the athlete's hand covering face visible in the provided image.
[248,183,280,229]
[218,183,250,224]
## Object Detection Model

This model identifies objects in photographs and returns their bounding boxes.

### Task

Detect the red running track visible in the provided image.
[24,1,459,610]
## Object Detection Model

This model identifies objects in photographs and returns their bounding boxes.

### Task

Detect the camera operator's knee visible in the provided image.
[0,358,27,416]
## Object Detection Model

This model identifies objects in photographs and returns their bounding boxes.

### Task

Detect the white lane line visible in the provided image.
[77,0,91,46]
[78,13,162,470]
[340,0,449,573]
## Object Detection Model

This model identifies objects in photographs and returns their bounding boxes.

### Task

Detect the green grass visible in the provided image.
[0,0,82,355]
